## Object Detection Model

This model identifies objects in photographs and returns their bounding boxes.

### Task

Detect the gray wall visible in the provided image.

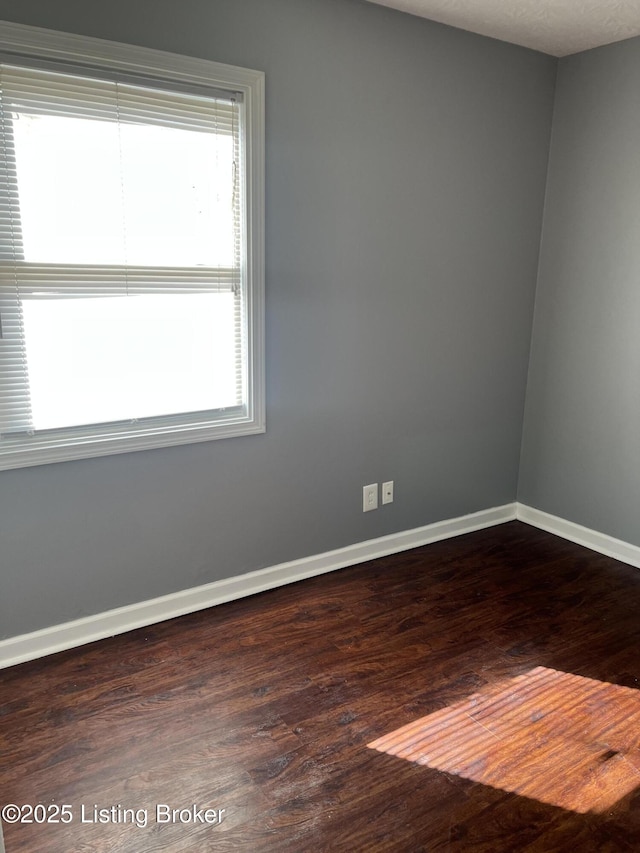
[519,37,640,546]
[0,0,556,639]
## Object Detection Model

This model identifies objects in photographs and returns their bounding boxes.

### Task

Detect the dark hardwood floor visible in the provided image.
[2,521,640,852]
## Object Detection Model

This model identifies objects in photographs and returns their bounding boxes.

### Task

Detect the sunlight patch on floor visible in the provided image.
[368,666,640,813]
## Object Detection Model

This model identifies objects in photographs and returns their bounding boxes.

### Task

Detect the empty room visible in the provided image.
[1,0,640,850]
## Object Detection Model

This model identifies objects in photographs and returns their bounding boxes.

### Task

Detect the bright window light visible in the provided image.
[13,115,235,267]
[22,293,238,431]
[0,24,264,469]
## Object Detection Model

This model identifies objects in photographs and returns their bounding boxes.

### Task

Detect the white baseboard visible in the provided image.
[516,503,640,570]
[0,502,517,670]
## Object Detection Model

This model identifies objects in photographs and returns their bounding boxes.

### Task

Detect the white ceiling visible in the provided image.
[365,0,640,56]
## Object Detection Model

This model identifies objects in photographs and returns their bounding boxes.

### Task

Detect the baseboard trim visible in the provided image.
[0,502,517,670]
[516,503,640,570]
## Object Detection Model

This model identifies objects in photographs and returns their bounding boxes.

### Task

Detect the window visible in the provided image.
[0,23,264,470]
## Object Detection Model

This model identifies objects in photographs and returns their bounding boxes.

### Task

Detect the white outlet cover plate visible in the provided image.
[363,483,378,512]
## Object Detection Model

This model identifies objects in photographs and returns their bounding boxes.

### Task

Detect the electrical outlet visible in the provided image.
[363,483,378,512]
[382,480,394,505]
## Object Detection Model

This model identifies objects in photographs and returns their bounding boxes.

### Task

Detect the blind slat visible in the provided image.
[1,263,240,296]
[1,65,238,132]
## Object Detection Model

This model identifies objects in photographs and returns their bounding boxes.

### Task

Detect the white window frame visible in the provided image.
[0,22,265,470]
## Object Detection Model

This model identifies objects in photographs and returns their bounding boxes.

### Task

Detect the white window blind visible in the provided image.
[0,28,264,469]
